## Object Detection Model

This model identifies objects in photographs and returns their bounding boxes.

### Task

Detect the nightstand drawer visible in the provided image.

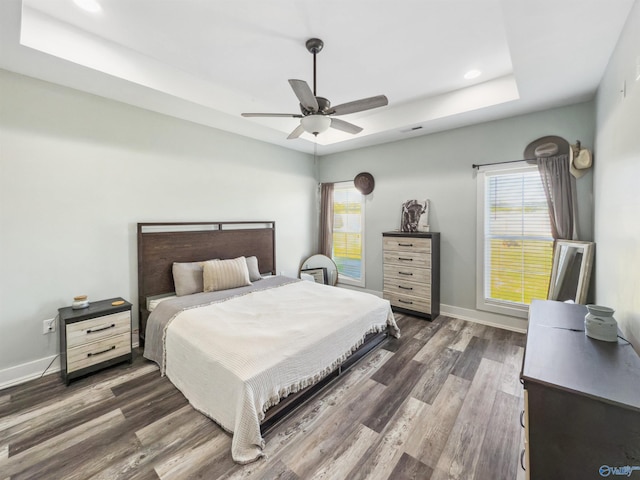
[66,311,131,348]
[383,237,431,254]
[67,332,131,373]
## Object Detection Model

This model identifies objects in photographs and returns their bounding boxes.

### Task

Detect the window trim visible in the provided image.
[476,162,548,319]
[332,181,365,288]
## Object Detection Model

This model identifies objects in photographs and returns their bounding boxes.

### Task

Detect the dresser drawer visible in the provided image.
[384,291,431,314]
[66,311,131,348]
[383,251,431,269]
[383,237,431,254]
[384,278,431,298]
[67,332,131,373]
[384,264,431,284]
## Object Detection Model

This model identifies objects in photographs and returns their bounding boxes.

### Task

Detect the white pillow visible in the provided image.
[245,256,262,281]
[203,257,252,292]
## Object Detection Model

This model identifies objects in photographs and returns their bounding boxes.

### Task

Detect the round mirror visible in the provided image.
[299,254,338,286]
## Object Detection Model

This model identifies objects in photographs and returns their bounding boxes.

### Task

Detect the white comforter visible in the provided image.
[162,280,399,463]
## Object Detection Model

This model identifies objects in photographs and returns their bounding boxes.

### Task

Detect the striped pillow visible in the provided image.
[203,257,252,292]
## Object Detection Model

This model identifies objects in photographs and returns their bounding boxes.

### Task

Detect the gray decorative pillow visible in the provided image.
[172,261,205,296]
[245,256,262,282]
[203,257,252,292]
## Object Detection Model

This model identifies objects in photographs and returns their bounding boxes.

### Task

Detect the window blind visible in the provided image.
[332,183,364,282]
[484,169,553,306]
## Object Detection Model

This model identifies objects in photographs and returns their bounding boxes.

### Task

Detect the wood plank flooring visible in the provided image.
[0,314,526,479]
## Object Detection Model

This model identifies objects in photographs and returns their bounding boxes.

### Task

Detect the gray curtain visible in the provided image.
[536,155,578,240]
[319,183,334,257]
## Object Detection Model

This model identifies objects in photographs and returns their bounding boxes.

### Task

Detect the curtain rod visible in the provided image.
[472,158,537,169]
[473,147,578,169]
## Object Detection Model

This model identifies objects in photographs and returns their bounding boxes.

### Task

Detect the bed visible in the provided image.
[137,222,399,463]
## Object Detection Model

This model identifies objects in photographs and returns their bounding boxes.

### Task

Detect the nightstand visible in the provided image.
[59,297,132,385]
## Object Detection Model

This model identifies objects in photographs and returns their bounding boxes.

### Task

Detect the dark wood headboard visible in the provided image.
[137,221,276,342]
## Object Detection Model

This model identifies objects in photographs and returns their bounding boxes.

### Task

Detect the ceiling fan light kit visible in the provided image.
[241,38,388,140]
[301,114,331,135]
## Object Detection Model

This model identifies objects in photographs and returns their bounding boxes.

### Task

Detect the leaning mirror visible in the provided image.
[299,254,338,286]
[547,240,594,304]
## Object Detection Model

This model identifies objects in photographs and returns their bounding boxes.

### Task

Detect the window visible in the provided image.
[332,182,365,287]
[476,164,554,317]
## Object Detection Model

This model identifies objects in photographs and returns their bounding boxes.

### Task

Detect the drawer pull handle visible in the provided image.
[398,257,413,261]
[398,243,413,247]
[520,449,526,471]
[398,285,413,290]
[398,271,413,276]
[398,299,413,305]
[87,324,116,334]
[520,409,525,428]
[87,345,116,357]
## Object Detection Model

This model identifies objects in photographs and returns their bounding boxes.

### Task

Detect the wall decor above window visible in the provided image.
[354,172,375,195]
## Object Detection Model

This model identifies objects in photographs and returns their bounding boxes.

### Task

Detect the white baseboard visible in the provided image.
[440,303,527,333]
[341,285,527,333]
[0,354,61,390]
[0,340,140,390]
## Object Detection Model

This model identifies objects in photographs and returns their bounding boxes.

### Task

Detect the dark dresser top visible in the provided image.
[382,231,440,238]
[522,300,640,411]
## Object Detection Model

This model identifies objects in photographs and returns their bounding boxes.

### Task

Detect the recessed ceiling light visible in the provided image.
[464,69,482,80]
[73,0,102,13]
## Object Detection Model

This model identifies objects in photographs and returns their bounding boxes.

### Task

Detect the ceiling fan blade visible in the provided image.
[288,79,319,113]
[241,113,302,118]
[330,95,388,116]
[330,118,363,135]
[287,123,305,140]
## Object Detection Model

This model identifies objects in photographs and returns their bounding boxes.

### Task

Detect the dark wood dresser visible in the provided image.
[382,231,440,320]
[521,300,640,479]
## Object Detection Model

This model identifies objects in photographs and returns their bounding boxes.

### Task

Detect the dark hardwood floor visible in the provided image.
[0,314,526,480]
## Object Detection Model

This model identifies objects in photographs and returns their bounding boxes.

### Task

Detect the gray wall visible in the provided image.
[0,64,609,383]
[594,0,640,351]
[319,102,595,328]
[0,70,316,381]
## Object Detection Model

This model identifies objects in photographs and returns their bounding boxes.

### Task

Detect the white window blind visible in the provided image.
[332,182,365,286]
[477,164,554,316]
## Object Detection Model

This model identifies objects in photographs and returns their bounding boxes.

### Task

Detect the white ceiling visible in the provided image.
[0,0,635,155]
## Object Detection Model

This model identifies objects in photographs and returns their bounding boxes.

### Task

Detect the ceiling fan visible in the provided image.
[241,38,388,139]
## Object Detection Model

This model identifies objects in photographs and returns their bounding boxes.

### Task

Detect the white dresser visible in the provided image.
[382,232,440,319]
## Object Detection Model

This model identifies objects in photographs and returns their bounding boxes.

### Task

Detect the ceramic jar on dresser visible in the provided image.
[382,231,440,320]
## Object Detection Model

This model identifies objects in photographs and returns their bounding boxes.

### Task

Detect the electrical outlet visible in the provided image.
[42,318,56,334]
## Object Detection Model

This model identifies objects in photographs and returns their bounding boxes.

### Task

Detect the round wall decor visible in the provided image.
[354,172,375,195]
